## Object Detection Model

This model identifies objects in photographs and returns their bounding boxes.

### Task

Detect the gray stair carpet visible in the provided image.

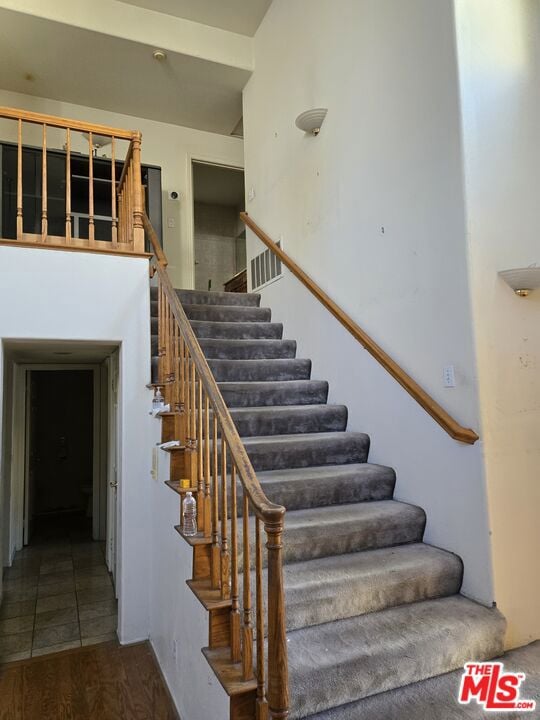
[149,285,507,719]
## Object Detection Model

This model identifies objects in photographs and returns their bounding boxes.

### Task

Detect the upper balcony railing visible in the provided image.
[0,106,146,256]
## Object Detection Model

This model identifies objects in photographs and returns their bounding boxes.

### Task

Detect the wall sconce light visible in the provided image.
[295,108,328,136]
[499,267,540,297]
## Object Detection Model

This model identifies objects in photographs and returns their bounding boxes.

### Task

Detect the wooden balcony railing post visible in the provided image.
[16,119,23,241]
[111,137,118,245]
[65,128,71,242]
[265,513,289,720]
[197,379,204,528]
[41,124,47,241]
[204,396,211,537]
[88,132,95,243]
[131,132,145,254]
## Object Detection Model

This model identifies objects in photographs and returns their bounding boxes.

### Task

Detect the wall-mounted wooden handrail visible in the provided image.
[241,212,479,445]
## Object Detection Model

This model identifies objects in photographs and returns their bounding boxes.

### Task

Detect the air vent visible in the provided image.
[251,242,282,291]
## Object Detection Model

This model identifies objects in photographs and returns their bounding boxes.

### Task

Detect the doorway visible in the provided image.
[191,160,246,292]
[25,370,94,544]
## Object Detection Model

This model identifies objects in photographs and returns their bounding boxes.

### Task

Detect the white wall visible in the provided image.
[0,245,153,643]
[150,438,228,720]
[243,0,494,604]
[0,87,244,288]
[455,0,540,648]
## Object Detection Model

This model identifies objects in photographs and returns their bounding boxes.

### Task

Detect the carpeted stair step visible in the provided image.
[280,543,463,632]
[257,463,396,510]
[191,319,283,340]
[230,404,347,436]
[286,595,506,719]
[207,358,311,382]
[182,304,272,323]
[199,338,297,360]
[220,380,328,408]
[304,640,540,720]
[278,501,425,565]
[150,286,261,307]
[241,431,369,471]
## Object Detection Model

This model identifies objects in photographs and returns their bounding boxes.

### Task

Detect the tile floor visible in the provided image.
[0,513,117,662]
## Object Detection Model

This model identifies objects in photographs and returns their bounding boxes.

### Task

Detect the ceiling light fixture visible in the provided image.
[153,49,167,62]
[295,108,328,136]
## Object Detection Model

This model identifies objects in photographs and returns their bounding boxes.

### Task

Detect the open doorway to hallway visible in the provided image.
[26,370,94,545]
[192,160,246,292]
[0,345,120,662]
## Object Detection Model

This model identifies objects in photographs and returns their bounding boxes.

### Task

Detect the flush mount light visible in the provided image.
[153,49,167,62]
[295,108,328,136]
[499,267,540,297]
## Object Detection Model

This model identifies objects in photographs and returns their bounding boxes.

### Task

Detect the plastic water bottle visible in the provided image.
[182,492,197,536]
[152,388,165,412]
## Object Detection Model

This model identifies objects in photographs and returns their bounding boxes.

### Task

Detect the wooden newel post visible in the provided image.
[131,132,145,253]
[265,512,289,720]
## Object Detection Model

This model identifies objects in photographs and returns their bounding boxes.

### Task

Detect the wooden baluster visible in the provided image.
[157,283,164,386]
[265,513,289,720]
[185,352,191,448]
[41,124,47,241]
[256,518,268,719]
[197,376,204,528]
[173,318,180,413]
[190,359,196,443]
[211,414,220,589]
[118,191,124,244]
[242,492,254,681]
[220,438,230,600]
[230,464,240,662]
[126,166,133,250]
[131,132,145,253]
[204,395,211,537]
[88,132,94,243]
[179,336,186,445]
[111,137,118,245]
[16,119,23,241]
[65,128,71,242]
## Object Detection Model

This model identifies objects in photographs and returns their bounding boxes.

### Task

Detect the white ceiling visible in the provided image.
[117,0,272,36]
[193,161,245,207]
[0,8,249,135]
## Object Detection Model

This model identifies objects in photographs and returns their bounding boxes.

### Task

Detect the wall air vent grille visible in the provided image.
[251,241,282,291]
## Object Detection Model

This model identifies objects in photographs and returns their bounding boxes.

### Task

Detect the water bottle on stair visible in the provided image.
[182,492,197,536]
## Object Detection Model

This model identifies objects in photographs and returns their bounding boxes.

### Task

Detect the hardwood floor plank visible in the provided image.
[0,666,23,720]
[0,641,177,720]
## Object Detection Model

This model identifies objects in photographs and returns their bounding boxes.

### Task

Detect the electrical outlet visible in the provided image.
[167,217,175,228]
[443,365,456,388]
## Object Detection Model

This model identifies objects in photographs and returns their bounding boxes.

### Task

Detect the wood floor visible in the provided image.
[0,640,178,720]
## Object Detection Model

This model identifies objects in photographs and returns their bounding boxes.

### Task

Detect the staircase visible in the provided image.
[150,285,506,719]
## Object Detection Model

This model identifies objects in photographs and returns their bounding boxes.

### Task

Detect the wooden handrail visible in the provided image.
[142,213,168,267]
[145,210,285,519]
[0,106,136,140]
[241,212,479,445]
[146,211,289,718]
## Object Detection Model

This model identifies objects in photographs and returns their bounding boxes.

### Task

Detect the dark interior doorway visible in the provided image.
[26,370,94,545]
[192,161,246,292]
